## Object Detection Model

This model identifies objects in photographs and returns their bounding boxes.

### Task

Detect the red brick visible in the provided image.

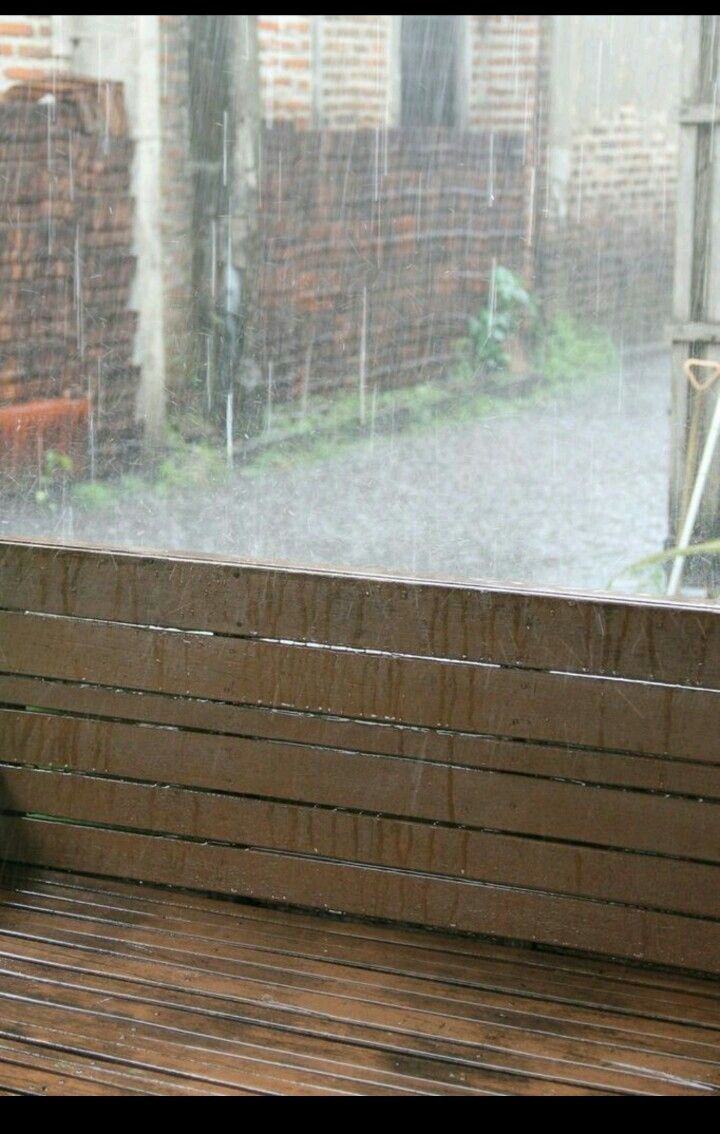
[0,22,34,38]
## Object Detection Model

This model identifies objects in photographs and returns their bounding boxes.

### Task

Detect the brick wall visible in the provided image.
[255,15,546,135]
[257,15,313,127]
[0,12,682,440]
[0,16,59,89]
[257,15,395,129]
[0,79,140,479]
[468,16,545,136]
[251,126,528,405]
[468,15,549,293]
[540,108,678,344]
[317,15,394,128]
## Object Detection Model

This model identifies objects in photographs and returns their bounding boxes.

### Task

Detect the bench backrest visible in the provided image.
[1,539,719,975]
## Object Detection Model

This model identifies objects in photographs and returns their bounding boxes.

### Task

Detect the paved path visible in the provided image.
[4,351,671,593]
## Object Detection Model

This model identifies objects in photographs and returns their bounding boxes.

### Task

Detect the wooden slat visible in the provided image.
[1,945,713,1095]
[1,875,719,1096]
[3,542,720,1093]
[3,819,720,975]
[2,539,719,688]
[4,900,719,1067]
[2,710,718,861]
[0,1056,140,1096]
[0,1008,384,1098]
[2,611,718,761]
[0,995,364,1097]
[0,989,585,1097]
[0,907,526,1096]
[2,764,719,917]
[17,868,720,1011]
[8,873,720,1035]
[0,958,398,1097]
[0,951,700,1097]
[0,1009,488,1098]
[669,320,720,342]
[0,908,616,1096]
[3,674,719,801]
[0,1036,225,1096]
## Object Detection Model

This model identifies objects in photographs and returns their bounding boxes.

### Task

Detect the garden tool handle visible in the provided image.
[685,358,720,393]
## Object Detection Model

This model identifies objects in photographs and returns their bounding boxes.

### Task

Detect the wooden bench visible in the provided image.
[0,537,719,1096]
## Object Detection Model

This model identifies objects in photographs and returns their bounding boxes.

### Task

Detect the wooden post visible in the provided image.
[669,15,720,586]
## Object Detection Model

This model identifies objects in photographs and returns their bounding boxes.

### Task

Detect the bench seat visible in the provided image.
[1,540,719,1096]
[0,868,718,1097]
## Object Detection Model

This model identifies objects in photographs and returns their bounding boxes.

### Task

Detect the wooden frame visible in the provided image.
[1,538,719,976]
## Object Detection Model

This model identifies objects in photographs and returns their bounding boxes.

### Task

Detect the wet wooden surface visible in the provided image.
[3,539,720,688]
[1,607,716,759]
[0,869,718,1097]
[1,539,719,975]
[1,538,719,1094]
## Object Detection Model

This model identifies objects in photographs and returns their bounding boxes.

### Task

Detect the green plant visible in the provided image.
[610,539,720,595]
[71,481,117,511]
[35,449,74,509]
[538,313,617,388]
[455,266,537,380]
[155,440,228,493]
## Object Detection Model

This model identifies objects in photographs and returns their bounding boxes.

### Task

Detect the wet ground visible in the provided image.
[4,350,671,594]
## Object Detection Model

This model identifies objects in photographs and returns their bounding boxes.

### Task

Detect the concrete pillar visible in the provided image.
[67,14,167,447]
[134,16,167,444]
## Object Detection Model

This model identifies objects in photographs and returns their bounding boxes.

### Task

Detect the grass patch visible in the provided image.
[70,433,231,513]
[64,302,621,511]
[243,370,536,474]
[537,313,618,389]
